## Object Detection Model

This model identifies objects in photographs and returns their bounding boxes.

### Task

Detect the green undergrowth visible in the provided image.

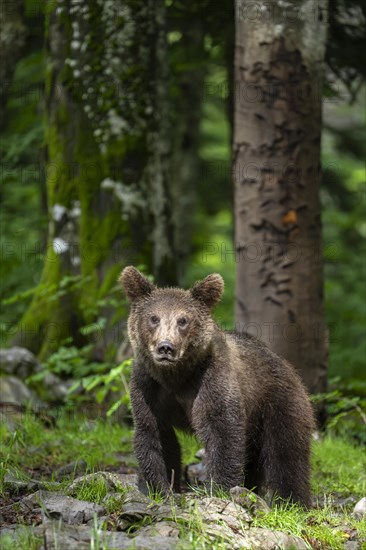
[175,430,202,465]
[253,501,366,549]
[312,436,366,497]
[72,476,110,504]
[67,476,129,511]
[0,414,365,549]
[0,412,134,492]
[251,437,366,549]
[0,527,43,550]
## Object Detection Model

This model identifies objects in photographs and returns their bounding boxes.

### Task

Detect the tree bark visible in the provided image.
[145,0,176,285]
[0,0,27,126]
[233,0,328,397]
[14,0,176,358]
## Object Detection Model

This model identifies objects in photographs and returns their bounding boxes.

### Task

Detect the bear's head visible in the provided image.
[119,266,224,376]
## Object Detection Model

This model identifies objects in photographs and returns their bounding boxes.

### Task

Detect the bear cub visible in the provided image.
[120,266,314,506]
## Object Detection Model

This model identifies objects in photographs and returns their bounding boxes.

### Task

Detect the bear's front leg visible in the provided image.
[192,384,246,491]
[130,372,181,494]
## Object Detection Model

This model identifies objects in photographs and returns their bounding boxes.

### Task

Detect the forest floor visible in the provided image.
[0,411,365,549]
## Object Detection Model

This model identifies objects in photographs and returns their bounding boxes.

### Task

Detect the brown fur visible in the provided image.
[120,266,314,506]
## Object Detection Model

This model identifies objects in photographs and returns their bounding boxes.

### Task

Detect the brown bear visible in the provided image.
[120,266,314,506]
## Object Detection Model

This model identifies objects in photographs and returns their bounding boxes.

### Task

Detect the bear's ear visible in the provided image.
[190,273,224,309]
[119,266,155,302]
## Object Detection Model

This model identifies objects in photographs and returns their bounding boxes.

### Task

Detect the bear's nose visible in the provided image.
[157,340,176,357]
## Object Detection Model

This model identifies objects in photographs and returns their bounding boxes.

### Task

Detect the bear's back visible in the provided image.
[219,329,312,416]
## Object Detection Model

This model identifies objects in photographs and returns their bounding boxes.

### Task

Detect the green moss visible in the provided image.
[46,115,77,208]
[44,0,57,16]
[15,247,64,357]
[44,62,53,97]
[14,0,156,359]
[44,0,56,40]
[312,436,366,497]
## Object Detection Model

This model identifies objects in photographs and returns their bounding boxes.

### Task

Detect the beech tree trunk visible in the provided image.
[233,0,328,396]
[14,0,176,358]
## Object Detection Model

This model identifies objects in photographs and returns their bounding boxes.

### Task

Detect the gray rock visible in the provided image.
[0,525,44,548]
[43,520,180,549]
[19,490,105,524]
[0,347,39,378]
[138,520,180,538]
[168,493,307,549]
[353,497,366,518]
[230,486,271,515]
[185,460,206,484]
[0,411,16,431]
[239,528,308,549]
[314,493,359,510]
[106,490,182,531]
[42,521,103,550]
[148,493,254,547]
[185,448,207,484]
[2,472,62,495]
[1,488,310,550]
[118,489,157,520]
[0,376,40,407]
[2,472,38,494]
[132,533,179,549]
[195,448,205,459]
[42,371,73,401]
[191,495,252,526]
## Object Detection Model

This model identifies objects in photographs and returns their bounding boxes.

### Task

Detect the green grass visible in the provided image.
[250,437,366,549]
[312,436,366,497]
[1,413,365,549]
[72,476,109,504]
[177,517,229,549]
[175,430,202,465]
[254,502,339,549]
[0,411,134,493]
[104,491,128,513]
[252,500,366,550]
[0,527,43,550]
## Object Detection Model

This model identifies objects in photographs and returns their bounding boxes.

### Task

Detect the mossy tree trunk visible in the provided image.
[0,0,27,126]
[233,0,328,398]
[15,0,176,359]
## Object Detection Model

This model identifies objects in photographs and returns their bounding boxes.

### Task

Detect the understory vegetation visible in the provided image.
[1,2,365,549]
[0,412,365,549]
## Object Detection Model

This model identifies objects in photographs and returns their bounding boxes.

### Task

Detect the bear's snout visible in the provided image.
[156,340,176,360]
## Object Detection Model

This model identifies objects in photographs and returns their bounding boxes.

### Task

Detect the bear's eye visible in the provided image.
[177,317,188,328]
[149,315,160,326]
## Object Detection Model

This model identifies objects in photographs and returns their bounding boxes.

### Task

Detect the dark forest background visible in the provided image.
[0,1,365,548]
[0,0,365,433]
